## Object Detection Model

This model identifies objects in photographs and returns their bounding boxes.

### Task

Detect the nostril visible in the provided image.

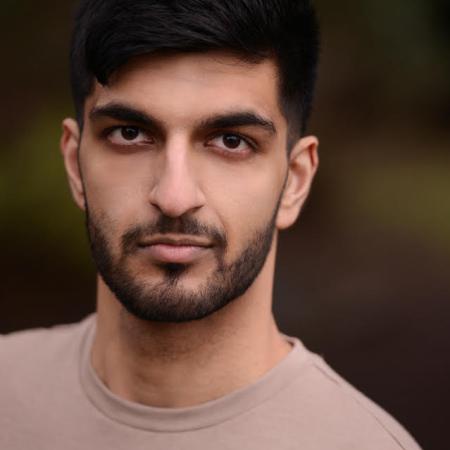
[148,189,204,218]
[147,157,206,217]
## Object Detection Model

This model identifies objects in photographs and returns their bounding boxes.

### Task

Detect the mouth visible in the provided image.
[137,235,213,264]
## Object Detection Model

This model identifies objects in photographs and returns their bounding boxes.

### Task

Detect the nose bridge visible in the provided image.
[149,135,204,217]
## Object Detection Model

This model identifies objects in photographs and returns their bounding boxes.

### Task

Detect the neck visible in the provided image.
[91,243,291,408]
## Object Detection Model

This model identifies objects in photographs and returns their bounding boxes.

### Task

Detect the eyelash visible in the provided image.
[102,126,258,154]
[207,132,257,152]
[102,126,151,144]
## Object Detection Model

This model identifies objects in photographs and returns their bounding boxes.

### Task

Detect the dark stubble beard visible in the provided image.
[85,201,280,323]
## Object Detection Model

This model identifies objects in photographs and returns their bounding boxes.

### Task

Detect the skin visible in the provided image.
[60,51,318,408]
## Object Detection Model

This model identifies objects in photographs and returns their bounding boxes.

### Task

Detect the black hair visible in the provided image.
[70,0,320,139]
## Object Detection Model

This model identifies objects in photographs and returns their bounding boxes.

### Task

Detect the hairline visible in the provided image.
[77,50,301,151]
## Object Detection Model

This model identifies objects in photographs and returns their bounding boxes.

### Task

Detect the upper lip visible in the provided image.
[139,235,213,248]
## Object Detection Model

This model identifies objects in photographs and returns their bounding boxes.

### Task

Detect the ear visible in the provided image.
[276,135,319,230]
[60,118,86,211]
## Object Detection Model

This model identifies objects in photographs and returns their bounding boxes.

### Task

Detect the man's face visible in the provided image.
[68,52,301,322]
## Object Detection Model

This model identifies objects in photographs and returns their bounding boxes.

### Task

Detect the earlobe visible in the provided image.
[276,135,319,230]
[60,118,86,211]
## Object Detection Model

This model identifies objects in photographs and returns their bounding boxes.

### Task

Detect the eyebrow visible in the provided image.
[89,103,161,128]
[89,102,276,135]
[199,112,276,135]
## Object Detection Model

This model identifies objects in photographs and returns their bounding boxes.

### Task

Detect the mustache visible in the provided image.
[122,215,227,253]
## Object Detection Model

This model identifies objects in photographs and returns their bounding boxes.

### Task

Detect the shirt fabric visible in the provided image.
[0,315,421,449]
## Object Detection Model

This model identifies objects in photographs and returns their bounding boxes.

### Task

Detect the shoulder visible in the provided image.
[277,339,422,450]
[0,315,94,384]
[0,315,94,432]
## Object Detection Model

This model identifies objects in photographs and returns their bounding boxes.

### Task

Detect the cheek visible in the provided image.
[81,149,151,229]
[202,159,284,252]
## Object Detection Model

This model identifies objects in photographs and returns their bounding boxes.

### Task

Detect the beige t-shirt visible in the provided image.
[0,315,421,449]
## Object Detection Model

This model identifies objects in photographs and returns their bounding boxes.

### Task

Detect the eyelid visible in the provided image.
[103,125,154,145]
[101,124,142,136]
[206,131,257,150]
[100,125,259,152]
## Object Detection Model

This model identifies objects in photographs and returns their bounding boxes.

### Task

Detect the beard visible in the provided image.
[85,204,279,323]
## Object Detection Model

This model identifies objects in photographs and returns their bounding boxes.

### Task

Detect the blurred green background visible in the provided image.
[1,1,449,448]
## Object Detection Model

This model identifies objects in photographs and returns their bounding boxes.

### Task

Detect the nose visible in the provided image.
[148,139,205,218]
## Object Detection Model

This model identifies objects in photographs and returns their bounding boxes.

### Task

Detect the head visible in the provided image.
[71,0,320,139]
[61,0,320,323]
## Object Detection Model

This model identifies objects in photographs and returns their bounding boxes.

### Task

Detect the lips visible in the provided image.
[137,236,212,264]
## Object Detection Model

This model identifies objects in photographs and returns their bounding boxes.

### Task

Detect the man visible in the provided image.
[1,0,421,448]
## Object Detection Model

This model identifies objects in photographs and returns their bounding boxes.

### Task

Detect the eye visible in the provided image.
[107,126,152,146]
[208,133,253,153]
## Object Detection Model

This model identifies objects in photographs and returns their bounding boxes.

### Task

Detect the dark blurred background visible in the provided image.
[1,1,449,448]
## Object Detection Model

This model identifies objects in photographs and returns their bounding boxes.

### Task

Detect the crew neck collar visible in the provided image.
[78,315,310,432]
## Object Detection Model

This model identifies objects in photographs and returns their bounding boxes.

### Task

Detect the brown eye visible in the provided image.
[121,127,140,141]
[107,126,152,146]
[207,133,253,155]
[222,134,242,149]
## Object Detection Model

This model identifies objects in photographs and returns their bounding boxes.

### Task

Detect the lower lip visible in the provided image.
[139,244,210,264]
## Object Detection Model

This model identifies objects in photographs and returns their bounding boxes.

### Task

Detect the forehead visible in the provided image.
[85,51,286,129]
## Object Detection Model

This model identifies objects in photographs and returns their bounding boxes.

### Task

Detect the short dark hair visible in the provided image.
[70,0,320,139]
